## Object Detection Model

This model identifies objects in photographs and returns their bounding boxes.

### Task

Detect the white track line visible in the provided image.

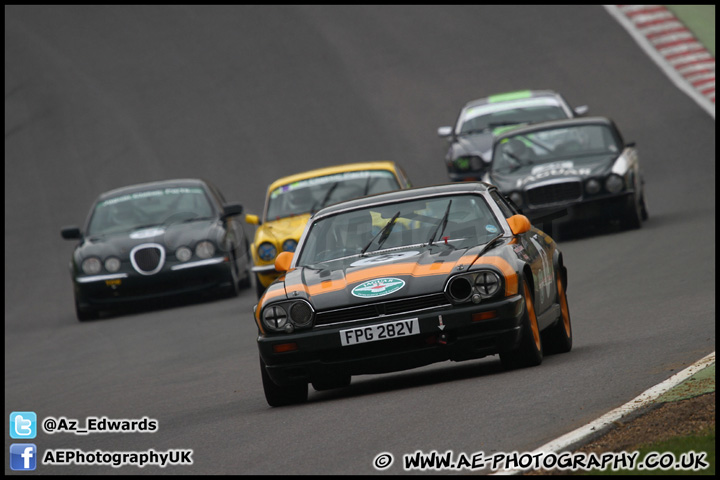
[492,351,716,475]
[604,5,715,119]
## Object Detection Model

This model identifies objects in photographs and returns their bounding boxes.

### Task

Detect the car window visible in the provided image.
[458,98,568,134]
[265,170,401,221]
[296,194,502,266]
[491,124,621,173]
[87,187,214,235]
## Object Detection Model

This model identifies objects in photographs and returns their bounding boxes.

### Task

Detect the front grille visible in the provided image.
[314,293,450,327]
[131,244,165,275]
[526,181,582,207]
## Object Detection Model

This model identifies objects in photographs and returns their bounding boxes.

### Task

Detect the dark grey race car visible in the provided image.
[484,117,648,231]
[61,178,252,321]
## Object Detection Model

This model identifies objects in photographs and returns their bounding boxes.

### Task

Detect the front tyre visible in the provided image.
[500,280,543,369]
[75,297,99,322]
[260,356,308,407]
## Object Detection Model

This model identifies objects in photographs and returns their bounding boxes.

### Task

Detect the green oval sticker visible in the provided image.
[351,278,406,298]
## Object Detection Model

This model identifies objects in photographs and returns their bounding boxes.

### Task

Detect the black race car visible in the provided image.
[61,178,252,320]
[484,117,648,230]
[438,90,588,182]
[254,182,572,406]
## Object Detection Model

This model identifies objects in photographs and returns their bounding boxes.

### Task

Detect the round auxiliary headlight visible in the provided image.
[290,301,313,327]
[605,174,624,194]
[104,257,121,273]
[475,271,500,297]
[509,192,524,209]
[258,242,277,262]
[176,246,192,262]
[262,305,288,331]
[282,239,298,252]
[81,257,102,275]
[585,179,601,195]
[195,241,215,259]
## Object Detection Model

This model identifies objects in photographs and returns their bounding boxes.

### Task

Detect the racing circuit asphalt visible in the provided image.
[4,5,715,475]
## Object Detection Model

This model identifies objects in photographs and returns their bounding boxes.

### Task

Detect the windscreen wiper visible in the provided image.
[427,199,452,246]
[360,211,400,256]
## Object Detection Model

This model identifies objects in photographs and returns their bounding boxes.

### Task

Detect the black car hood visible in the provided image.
[280,243,499,312]
[77,219,220,258]
[489,153,617,191]
[451,133,494,161]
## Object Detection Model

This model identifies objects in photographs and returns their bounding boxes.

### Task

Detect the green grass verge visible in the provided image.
[583,425,714,476]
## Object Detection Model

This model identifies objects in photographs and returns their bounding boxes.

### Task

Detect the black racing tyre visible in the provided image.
[500,280,543,369]
[542,268,573,355]
[260,356,308,407]
[238,243,252,289]
[224,255,241,298]
[75,298,99,322]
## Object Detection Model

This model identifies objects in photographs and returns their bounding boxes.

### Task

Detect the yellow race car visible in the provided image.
[246,162,412,297]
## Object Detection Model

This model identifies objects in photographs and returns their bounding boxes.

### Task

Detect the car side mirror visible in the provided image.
[626,141,636,148]
[437,126,453,137]
[221,203,243,219]
[507,214,531,235]
[245,213,261,225]
[61,226,82,240]
[574,105,589,116]
[275,251,293,273]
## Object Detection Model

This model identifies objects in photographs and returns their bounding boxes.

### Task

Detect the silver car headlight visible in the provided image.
[585,179,601,195]
[104,257,121,273]
[81,257,102,275]
[474,270,501,297]
[262,304,289,331]
[195,241,215,259]
[176,246,192,262]
[605,174,624,194]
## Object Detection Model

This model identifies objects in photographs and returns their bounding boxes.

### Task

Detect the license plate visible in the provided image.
[340,318,420,346]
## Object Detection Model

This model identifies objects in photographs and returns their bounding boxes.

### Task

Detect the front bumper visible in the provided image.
[258,294,525,386]
[74,257,234,308]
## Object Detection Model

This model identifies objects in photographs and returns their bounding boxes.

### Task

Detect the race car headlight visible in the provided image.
[176,246,192,262]
[258,242,277,262]
[261,300,315,332]
[282,239,298,252]
[195,241,216,259]
[104,256,121,273]
[262,304,289,331]
[81,257,102,275]
[446,270,504,304]
[475,270,501,297]
[605,174,624,194]
[585,179,601,195]
[289,301,314,327]
[509,192,524,209]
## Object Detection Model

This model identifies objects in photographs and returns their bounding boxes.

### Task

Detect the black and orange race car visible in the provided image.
[254,182,572,406]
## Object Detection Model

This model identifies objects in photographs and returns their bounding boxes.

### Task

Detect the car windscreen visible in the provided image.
[491,124,621,173]
[265,170,400,221]
[86,187,214,235]
[458,98,567,135]
[296,194,503,266]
